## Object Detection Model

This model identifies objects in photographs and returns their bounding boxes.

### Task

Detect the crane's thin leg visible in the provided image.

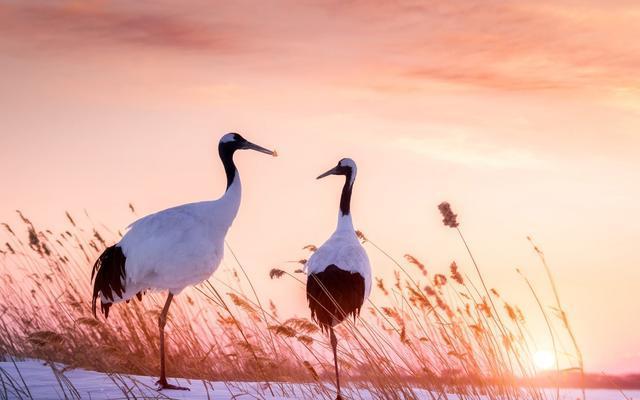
[156,293,189,391]
[330,326,343,400]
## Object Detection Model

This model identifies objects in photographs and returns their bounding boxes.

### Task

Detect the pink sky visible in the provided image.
[1,0,639,374]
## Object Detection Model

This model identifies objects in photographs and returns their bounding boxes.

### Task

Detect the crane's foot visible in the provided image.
[156,378,190,391]
[336,394,344,400]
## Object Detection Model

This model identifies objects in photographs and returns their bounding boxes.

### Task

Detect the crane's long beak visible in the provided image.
[246,141,277,157]
[317,166,338,179]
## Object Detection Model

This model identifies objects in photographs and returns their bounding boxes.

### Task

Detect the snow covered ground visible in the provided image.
[0,360,636,400]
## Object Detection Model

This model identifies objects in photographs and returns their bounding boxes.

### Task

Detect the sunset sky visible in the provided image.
[1,0,639,374]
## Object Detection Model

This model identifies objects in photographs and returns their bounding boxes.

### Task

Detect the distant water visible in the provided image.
[542,388,638,400]
[1,360,637,399]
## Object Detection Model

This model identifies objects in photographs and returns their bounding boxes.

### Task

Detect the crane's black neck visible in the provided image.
[219,144,238,190]
[340,171,354,216]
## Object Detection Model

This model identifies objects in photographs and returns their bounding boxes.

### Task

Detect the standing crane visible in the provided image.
[306,158,372,400]
[91,133,276,390]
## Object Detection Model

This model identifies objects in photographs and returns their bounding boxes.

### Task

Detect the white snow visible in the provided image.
[0,360,637,400]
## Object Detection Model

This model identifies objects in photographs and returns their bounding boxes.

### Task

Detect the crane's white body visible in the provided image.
[306,212,372,298]
[110,174,241,301]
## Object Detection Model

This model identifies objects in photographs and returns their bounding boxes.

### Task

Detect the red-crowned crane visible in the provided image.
[306,158,372,400]
[91,133,276,390]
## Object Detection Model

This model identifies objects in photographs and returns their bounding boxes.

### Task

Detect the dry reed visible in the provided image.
[0,206,585,400]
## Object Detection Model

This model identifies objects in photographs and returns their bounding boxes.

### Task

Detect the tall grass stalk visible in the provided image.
[528,236,585,400]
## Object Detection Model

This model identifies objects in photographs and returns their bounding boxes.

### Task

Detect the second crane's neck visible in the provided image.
[336,170,355,231]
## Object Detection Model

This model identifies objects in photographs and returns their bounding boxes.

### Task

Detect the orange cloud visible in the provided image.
[2,1,640,92]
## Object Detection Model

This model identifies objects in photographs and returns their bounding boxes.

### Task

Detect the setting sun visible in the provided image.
[534,350,556,371]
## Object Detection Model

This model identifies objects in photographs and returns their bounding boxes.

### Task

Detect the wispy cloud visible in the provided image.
[0,1,244,52]
[328,0,640,91]
[392,132,549,169]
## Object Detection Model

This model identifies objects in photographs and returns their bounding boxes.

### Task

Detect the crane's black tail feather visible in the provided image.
[306,265,365,334]
[91,245,127,319]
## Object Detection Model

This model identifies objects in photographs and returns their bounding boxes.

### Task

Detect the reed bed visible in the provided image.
[0,205,583,400]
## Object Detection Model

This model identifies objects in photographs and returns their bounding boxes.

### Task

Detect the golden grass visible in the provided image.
[0,206,584,400]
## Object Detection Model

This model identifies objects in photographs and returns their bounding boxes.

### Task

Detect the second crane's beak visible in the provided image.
[245,141,278,157]
[317,166,339,180]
